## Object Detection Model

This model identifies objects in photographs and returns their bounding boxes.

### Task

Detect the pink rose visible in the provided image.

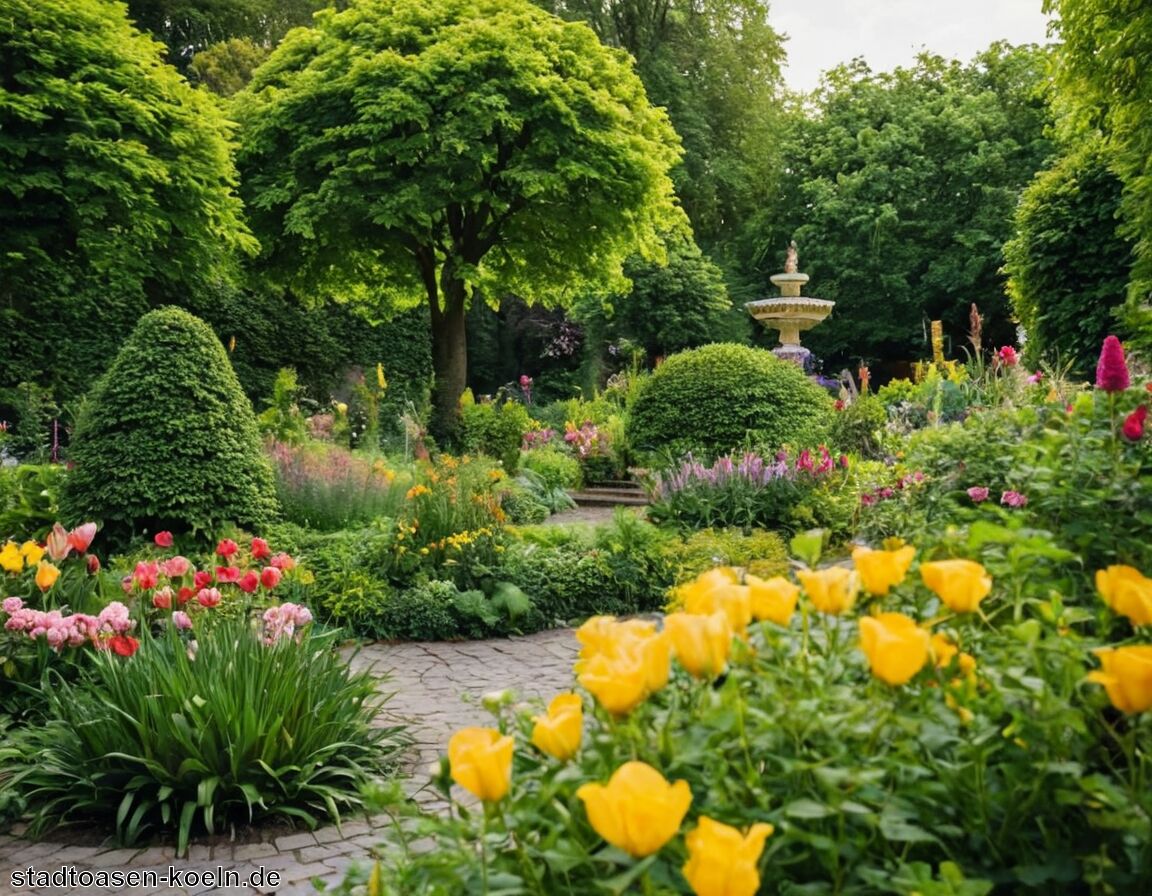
[967,486,990,503]
[1001,490,1028,508]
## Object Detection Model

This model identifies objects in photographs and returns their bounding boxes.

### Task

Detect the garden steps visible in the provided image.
[568,481,648,507]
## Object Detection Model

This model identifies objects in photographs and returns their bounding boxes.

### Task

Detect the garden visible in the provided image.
[2,0,1152,894]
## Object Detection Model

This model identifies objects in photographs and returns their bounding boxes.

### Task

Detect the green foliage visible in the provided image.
[1,618,402,855]
[460,401,532,472]
[520,447,583,491]
[627,343,834,460]
[663,528,789,581]
[187,37,270,96]
[499,484,551,525]
[60,308,279,545]
[0,465,66,542]
[510,468,576,516]
[0,384,59,463]
[0,0,256,404]
[1004,137,1134,378]
[740,46,1054,363]
[831,393,889,458]
[233,0,684,433]
[257,368,308,445]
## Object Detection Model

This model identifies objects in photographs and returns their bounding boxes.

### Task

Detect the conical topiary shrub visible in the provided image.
[61,307,279,543]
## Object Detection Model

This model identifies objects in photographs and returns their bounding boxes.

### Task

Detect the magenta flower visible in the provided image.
[967,486,990,503]
[1122,405,1148,441]
[1095,335,1131,392]
[1001,490,1028,508]
[997,346,1019,367]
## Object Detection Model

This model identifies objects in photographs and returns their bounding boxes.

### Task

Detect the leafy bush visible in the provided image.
[460,398,532,471]
[521,447,583,491]
[662,527,789,582]
[499,483,551,524]
[831,393,888,458]
[1,617,403,855]
[269,440,409,531]
[257,367,309,445]
[0,464,66,541]
[627,343,834,461]
[60,308,279,545]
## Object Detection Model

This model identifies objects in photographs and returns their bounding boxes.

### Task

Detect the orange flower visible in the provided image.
[35,561,61,592]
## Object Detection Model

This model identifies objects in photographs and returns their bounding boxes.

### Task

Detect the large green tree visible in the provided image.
[1045,0,1152,351]
[0,0,255,403]
[233,0,682,438]
[739,46,1054,365]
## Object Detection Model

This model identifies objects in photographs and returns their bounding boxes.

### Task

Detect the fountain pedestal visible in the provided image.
[745,247,834,366]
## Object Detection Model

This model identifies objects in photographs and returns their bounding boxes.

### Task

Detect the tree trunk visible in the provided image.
[428,276,468,445]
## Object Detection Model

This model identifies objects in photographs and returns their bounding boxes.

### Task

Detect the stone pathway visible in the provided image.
[0,630,579,896]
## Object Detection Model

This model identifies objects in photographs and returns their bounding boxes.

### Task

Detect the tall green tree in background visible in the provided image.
[0,0,256,404]
[739,46,1054,366]
[233,0,683,439]
[1045,0,1152,352]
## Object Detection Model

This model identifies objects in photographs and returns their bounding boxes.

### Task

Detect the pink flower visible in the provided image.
[216,538,239,558]
[250,537,271,560]
[860,493,876,506]
[1095,335,1130,392]
[967,486,990,503]
[197,587,222,608]
[215,565,241,584]
[237,571,260,594]
[997,346,1019,367]
[152,587,173,610]
[3,597,23,614]
[133,561,160,591]
[260,567,282,590]
[193,570,214,590]
[87,554,101,575]
[1122,405,1148,441]
[796,450,815,473]
[1001,490,1028,508]
[1027,371,1043,384]
[154,531,174,548]
[67,523,98,553]
[172,611,193,630]
[160,556,191,579]
[45,523,72,561]
[269,553,297,571]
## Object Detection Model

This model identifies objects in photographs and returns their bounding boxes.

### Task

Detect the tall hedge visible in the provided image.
[627,343,834,461]
[60,308,279,542]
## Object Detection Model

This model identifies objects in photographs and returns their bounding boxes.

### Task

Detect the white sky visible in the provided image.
[775,0,1057,93]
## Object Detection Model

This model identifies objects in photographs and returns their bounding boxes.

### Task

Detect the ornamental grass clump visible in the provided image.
[346,536,1152,894]
[1,616,403,855]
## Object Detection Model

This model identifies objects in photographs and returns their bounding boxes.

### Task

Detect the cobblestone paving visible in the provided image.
[0,630,579,896]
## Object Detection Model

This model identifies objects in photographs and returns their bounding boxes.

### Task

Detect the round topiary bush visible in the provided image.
[61,307,279,543]
[627,343,834,461]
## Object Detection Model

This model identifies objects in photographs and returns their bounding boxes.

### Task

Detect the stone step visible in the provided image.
[586,479,644,491]
[568,490,649,507]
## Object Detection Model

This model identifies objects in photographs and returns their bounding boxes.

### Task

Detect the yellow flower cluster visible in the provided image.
[405,484,431,500]
[575,617,670,714]
[0,539,45,573]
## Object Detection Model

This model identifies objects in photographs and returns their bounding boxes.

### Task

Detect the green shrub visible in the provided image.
[460,399,532,471]
[500,484,551,525]
[831,393,888,458]
[0,464,66,541]
[1,617,403,855]
[627,343,834,461]
[377,581,461,641]
[59,308,279,545]
[521,447,582,490]
[257,367,309,445]
[664,527,789,582]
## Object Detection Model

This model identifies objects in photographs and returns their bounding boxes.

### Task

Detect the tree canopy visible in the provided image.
[0,0,255,402]
[233,0,683,436]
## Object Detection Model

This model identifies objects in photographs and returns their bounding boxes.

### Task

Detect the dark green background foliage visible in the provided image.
[627,343,834,460]
[1004,138,1133,378]
[60,308,279,542]
[0,0,255,405]
[460,400,531,472]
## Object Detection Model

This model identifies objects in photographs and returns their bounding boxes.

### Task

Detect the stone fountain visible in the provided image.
[745,242,834,366]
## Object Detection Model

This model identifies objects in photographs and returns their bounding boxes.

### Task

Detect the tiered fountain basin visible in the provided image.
[745,296,836,348]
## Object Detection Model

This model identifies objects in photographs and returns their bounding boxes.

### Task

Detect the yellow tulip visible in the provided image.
[665,611,732,678]
[919,559,992,614]
[745,575,799,626]
[575,616,656,662]
[35,561,61,592]
[638,631,672,693]
[797,567,860,615]
[929,633,958,668]
[858,613,930,686]
[1087,646,1152,714]
[20,540,45,566]
[680,572,751,633]
[447,727,513,802]
[682,816,775,896]
[578,650,651,716]
[531,693,583,761]
[1095,565,1152,626]
[852,544,916,596]
[0,541,23,574]
[576,761,692,858]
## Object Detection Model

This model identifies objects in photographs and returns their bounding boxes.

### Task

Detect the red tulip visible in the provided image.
[87,554,101,575]
[260,567,282,590]
[216,538,239,558]
[177,586,196,605]
[197,587,222,608]
[237,571,260,594]
[1123,405,1148,441]
[251,537,271,560]
[133,561,160,591]
[109,634,140,657]
[67,523,98,553]
[193,570,213,590]
[152,587,173,610]
[215,566,241,584]
[154,531,174,548]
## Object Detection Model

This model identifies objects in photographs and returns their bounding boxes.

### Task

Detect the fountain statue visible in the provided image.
[745,243,835,366]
